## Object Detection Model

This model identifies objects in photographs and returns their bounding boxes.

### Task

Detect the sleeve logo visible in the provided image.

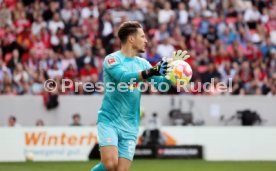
[108,58,116,65]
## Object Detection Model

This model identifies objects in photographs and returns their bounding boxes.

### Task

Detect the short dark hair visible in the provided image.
[9,116,16,121]
[117,21,142,44]
[73,113,80,119]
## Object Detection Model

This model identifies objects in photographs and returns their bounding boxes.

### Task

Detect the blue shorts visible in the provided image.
[97,122,137,161]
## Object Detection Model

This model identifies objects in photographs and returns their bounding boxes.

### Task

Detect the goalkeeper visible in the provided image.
[90,21,189,171]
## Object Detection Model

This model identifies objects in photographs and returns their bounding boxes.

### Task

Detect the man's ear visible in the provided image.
[128,35,134,43]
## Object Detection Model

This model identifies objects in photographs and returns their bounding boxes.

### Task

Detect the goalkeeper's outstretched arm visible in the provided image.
[104,50,190,84]
[104,55,167,83]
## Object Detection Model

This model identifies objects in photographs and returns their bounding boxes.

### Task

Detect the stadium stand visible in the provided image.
[0,0,275,95]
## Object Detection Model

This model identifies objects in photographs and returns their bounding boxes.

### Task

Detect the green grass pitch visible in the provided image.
[1,160,276,171]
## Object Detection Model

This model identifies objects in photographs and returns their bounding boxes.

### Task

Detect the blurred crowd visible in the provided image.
[3,113,83,127]
[0,0,276,96]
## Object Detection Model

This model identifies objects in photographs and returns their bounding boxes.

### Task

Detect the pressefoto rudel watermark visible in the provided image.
[44,78,233,94]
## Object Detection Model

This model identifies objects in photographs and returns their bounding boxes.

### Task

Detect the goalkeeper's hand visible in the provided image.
[162,50,190,76]
[165,50,190,64]
[172,50,190,61]
[141,49,190,80]
[141,59,169,79]
[160,50,190,81]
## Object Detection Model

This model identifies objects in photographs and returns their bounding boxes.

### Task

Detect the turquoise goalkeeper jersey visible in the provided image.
[97,51,170,134]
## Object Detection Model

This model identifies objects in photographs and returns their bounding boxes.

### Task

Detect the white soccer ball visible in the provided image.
[25,152,34,161]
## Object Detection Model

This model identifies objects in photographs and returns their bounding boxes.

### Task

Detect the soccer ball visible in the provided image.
[167,60,192,85]
[25,152,34,161]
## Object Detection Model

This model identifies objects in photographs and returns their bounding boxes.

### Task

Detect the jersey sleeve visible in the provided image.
[142,59,172,90]
[104,55,140,83]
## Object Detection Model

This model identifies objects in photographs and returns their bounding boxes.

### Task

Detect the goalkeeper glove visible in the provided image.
[164,50,190,72]
[141,60,169,79]
[161,50,190,80]
[172,50,190,61]
[165,50,190,64]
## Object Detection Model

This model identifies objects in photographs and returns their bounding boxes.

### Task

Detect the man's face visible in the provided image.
[73,116,80,124]
[8,118,15,127]
[84,63,91,70]
[131,28,148,53]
